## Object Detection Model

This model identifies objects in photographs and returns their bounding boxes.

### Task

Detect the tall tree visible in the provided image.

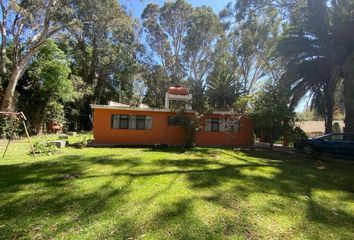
[183,6,222,110]
[206,35,239,110]
[221,4,282,96]
[0,0,76,111]
[331,0,354,132]
[68,0,139,103]
[251,83,295,149]
[343,54,354,132]
[141,0,193,85]
[17,41,73,134]
[62,0,140,130]
[142,65,170,108]
[207,57,237,110]
[277,0,338,133]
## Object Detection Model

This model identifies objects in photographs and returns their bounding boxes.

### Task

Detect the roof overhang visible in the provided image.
[90,104,248,116]
[90,104,173,113]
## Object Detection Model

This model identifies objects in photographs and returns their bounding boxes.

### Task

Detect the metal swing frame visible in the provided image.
[0,111,36,158]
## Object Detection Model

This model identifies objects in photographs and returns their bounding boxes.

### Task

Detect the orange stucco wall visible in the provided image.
[92,108,253,147]
[196,114,254,147]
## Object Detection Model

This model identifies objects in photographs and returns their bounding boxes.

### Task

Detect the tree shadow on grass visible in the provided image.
[0,149,353,239]
[0,154,140,239]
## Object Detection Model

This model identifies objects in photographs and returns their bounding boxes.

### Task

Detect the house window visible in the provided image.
[211,118,220,132]
[119,115,129,129]
[205,117,240,132]
[145,116,153,129]
[136,115,146,130]
[111,114,152,130]
[226,120,241,132]
[112,115,120,129]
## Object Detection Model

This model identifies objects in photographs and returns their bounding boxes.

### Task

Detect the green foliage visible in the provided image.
[18,41,73,134]
[0,116,22,139]
[33,141,58,155]
[207,67,237,110]
[251,83,295,147]
[0,0,77,111]
[142,0,193,84]
[234,95,254,114]
[60,0,140,130]
[70,135,92,149]
[142,65,170,108]
[142,0,224,108]
[175,110,201,148]
[290,126,308,143]
[276,0,354,133]
[183,6,223,111]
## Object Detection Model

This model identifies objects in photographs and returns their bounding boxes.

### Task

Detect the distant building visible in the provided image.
[297,121,344,137]
[91,86,254,147]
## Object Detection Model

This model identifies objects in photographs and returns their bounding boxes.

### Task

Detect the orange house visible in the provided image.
[91,106,253,147]
[91,86,253,147]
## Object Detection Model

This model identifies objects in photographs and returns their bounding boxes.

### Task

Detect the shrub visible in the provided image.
[71,135,91,149]
[290,126,308,142]
[0,116,22,139]
[175,111,202,149]
[33,141,58,155]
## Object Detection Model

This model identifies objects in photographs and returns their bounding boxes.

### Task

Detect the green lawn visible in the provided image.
[0,134,353,240]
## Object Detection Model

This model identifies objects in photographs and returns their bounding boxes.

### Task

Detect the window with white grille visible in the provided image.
[111,114,152,130]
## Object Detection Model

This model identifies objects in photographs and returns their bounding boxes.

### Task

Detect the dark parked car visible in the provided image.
[295,133,354,157]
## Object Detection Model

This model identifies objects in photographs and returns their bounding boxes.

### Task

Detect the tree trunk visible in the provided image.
[324,92,334,134]
[1,54,32,111]
[0,4,7,77]
[1,66,23,111]
[269,134,274,150]
[324,100,333,134]
[343,55,354,133]
[34,107,46,135]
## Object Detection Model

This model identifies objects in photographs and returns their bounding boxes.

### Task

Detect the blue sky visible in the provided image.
[121,0,308,112]
[122,0,231,18]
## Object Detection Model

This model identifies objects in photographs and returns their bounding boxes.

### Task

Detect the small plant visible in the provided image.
[71,135,91,148]
[33,141,58,155]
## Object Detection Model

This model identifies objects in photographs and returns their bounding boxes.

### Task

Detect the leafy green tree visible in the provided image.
[175,110,201,149]
[61,0,140,130]
[205,36,238,110]
[142,0,193,84]
[68,0,139,103]
[0,0,76,111]
[331,0,354,132]
[17,41,73,134]
[142,65,170,108]
[221,3,282,96]
[234,95,254,114]
[207,64,237,110]
[183,6,223,111]
[251,83,295,149]
[277,0,338,133]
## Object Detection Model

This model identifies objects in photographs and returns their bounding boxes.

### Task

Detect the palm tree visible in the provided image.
[331,0,354,132]
[277,0,338,133]
[207,68,237,110]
